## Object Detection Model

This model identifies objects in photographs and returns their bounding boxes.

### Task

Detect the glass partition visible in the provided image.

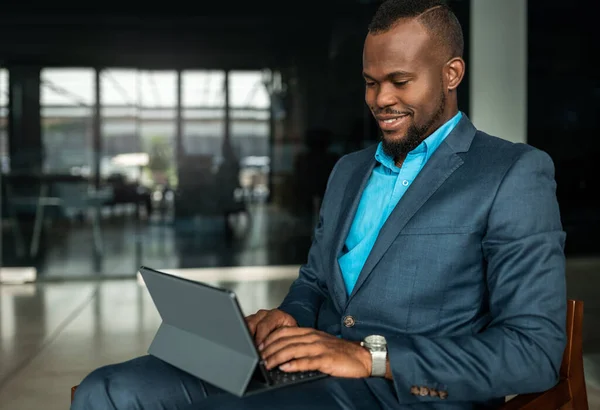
[40,69,95,175]
[0,69,8,173]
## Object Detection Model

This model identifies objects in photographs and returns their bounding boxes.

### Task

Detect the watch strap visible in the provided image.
[370,350,387,377]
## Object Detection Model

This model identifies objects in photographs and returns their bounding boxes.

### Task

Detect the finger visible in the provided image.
[253,309,270,323]
[246,317,258,336]
[279,355,327,373]
[246,310,268,337]
[254,320,282,346]
[260,326,315,351]
[263,342,325,370]
[260,331,322,359]
[255,313,301,346]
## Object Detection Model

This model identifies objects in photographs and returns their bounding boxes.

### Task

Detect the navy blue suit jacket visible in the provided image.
[278,115,567,409]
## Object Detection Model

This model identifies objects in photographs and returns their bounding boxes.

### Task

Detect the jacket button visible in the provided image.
[419,386,429,396]
[429,388,439,397]
[410,386,419,395]
[439,390,448,400]
[343,315,355,327]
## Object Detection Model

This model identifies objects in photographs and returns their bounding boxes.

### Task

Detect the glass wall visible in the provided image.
[100,69,140,184]
[40,69,95,175]
[181,70,225,156]
[34,69,97,276]
[99,69,180,274]
[229,71,271,202]
[176,70,226,225]
[1,67,308,280]
[138,71,178,191]
[0,69,7,173]
[101,70,178,188]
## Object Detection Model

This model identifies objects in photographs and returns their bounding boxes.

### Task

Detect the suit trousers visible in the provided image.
[70,355,386,410]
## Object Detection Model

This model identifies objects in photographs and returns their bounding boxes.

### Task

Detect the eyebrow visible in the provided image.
[362,71,413,80]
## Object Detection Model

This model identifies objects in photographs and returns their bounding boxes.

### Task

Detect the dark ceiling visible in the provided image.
[0,1,481,69]
[0,3,387,68]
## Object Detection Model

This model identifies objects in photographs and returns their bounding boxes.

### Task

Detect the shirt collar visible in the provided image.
[375,111,463,171]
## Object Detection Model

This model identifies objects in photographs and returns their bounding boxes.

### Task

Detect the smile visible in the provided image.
[377,114,409,131]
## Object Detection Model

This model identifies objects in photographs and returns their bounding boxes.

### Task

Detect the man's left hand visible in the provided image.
[259,327,372,378]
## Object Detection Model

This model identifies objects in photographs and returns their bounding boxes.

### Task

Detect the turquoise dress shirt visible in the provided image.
[338,112,463,295]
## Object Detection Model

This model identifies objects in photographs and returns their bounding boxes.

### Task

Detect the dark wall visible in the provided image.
[527,0,600,255]
[0,14,319,69]
[527,1,599,160]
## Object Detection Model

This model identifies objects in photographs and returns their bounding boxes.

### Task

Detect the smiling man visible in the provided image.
[72,1,567,409]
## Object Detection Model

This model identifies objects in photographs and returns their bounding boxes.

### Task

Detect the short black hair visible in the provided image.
[368,0,464,59]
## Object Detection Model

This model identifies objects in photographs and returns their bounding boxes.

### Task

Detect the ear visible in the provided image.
[444,57,465,91]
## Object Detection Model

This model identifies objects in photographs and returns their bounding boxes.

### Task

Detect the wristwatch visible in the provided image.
[360,335,387,377]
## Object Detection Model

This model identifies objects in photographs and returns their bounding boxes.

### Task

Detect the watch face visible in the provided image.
[365,335,386,347]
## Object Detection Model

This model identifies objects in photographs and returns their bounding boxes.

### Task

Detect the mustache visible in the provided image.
[371,107,411,116]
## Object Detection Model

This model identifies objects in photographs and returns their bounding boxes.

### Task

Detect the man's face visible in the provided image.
[363,18,448,160]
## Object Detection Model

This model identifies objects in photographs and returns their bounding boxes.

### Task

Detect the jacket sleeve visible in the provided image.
[388,148,567,404]
[277,158,343,328]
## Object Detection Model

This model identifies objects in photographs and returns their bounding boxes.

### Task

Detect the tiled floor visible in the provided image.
[0,261,599,410]
[0,267,300,410]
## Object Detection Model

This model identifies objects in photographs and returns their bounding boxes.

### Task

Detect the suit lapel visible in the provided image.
[329,149,376,310]
[347,116,477,301]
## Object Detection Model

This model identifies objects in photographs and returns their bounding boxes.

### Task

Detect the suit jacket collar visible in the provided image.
[442,113,477,153]
[330,114,478,308]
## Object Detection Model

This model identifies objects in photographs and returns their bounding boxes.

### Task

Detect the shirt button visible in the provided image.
[402,180,409,186]
[343,315,355,327]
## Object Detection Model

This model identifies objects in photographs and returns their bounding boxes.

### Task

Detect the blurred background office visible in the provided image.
[1,1,599,409]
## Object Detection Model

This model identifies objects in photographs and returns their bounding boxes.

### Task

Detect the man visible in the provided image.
[72,0,567,409]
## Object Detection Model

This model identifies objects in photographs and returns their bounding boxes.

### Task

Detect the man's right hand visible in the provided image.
[245,309,297,349]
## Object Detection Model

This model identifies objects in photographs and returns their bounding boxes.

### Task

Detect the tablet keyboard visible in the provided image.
[267,367,324,385]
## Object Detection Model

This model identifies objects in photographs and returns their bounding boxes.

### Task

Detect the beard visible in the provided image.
[380,90,446,162]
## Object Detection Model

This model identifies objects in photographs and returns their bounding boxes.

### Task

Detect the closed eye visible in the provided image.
[394,81,408,87]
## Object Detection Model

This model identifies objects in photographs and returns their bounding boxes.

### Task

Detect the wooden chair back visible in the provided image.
[500,299,588,409]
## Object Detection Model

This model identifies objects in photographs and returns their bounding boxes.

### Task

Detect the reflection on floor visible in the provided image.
[1,261,600,410]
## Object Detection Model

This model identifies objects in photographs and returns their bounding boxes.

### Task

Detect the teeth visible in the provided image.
[383,118,398,123]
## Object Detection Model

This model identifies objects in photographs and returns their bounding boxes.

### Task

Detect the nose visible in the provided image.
[375,83,396,109]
